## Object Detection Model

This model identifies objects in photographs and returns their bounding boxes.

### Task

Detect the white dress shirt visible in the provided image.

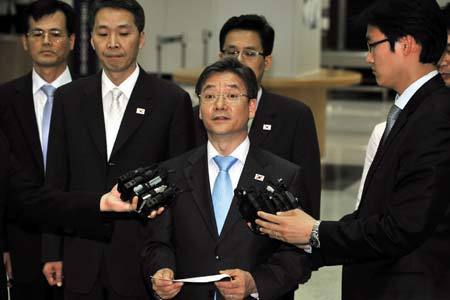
[207,137,250,194]
[356,122,385,208]
[32,67,72,147]
[101,64,140,160]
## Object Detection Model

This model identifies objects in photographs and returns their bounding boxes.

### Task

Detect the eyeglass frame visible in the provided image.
[26,29,68,42]
[367,38,390,53]
[220,48,265,60]
[198,92,249,104]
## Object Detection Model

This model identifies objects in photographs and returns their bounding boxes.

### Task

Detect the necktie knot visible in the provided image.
[111,87,123,103]
[213,156,237,172]
[387,105,401,123]
[41,84,56,98]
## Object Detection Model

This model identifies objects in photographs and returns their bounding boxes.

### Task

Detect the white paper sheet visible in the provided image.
[150,274,231,283]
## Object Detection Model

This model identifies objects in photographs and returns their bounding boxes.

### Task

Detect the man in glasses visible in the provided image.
[145,57,311,300]
[355,2,450,210]
[0,1,75,299]
[256,1,450,299]
[194,15,321,221]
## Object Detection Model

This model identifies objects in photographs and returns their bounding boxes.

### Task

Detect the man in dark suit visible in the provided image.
[0,127,155,299]
[256,1,450,299]
[195,15,321,219]
[145,58,311,300]
[45,0,195,299]
[0,1,76,298]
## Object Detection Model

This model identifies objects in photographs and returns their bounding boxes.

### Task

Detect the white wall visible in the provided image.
[137,0,322,77]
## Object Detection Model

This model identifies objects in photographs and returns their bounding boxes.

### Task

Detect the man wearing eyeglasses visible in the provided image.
[194,15,321,221]
[256,1,450,299]
[145,57,311,300]
[0,1,75,299]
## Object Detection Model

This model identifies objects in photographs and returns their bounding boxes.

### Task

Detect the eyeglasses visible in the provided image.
[27,29,67,42]
[199,93,248,103]
[221,48,265,60]
[367,38,389,53]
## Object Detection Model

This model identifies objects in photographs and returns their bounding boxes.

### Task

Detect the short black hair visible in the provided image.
[195,57,258,100]
[443,4,450,31]
[358,0,446,65]
[24,0,76,35]
[219,14,275,56]
[89,0,145,32]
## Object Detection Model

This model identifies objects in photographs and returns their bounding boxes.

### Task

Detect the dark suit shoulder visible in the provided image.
[262,91,312,115]
[161,146,204,170]
[0,73,30,99]
[255,147,301,172]
[427,86,450,117]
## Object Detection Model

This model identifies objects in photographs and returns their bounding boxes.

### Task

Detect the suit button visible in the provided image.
[215,255,221,260]
[108,161,116,166]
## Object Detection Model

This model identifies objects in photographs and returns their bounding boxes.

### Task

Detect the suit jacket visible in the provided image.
[194,90,321,218]
[142,145,311,300]
[313,75,450,300]
[0,129,118,300]
[45,68,195,296]
[0,72,54,283]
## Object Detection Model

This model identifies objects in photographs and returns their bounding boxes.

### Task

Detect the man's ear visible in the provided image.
[90,36,95,50]
[398,35,416,56]
[139,31,145,49]
[248,98,257,119]
[199,104,203,120]
[264,55,273,71]
[22,35,28,52]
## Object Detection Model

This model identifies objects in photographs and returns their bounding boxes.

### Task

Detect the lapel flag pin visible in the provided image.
[263,124,272,131]
[254,174,265,181]
[136,108,145,115]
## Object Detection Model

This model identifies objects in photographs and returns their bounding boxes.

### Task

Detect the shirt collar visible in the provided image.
[101,64,140,99]
[32,66,72,94]
[394,70,438,109]
[207,136,250,166]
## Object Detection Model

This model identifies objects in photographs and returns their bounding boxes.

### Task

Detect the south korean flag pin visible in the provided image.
[136,108,146,115]
[254,174,265,182]
[263,124,272,131]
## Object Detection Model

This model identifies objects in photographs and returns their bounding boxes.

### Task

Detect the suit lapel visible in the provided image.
[249,89,275,146]
[360,75,445,205]
[110,69,152,158]
[81,73,107,161]
[219,146,268,241]
[184,146,219,240]
[12,73,44,170]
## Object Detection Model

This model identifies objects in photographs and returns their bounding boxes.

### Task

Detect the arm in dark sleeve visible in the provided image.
[141,204,176,287]
[167,91,195,158]
[41,89,68,263]
[291,105,321,219]
[252,168,312,299]
[317,113,450,266]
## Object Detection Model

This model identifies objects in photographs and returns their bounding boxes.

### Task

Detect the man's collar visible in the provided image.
[32,66,72,94]
[101,64,140,99]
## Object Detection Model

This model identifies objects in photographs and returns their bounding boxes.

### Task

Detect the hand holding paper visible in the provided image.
[151,268,183,299]
[215,269,257,300]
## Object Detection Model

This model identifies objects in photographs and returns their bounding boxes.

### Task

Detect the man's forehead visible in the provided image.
[94,8,136,29]
[29,11,66,29]
[202,73,244,90]
[366,25,384,40]
[224,30,262,48]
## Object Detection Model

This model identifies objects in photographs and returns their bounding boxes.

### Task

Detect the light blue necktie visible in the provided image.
[41,84,56,169]
[212,156,238,235]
